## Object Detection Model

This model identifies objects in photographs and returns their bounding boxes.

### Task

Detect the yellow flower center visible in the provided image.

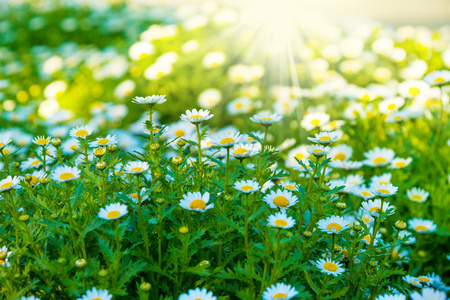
[190,199,206,210]
[96,138,110,145]
[31,159,41,166]
[76,130,88,137]
[363,235,371,243]
[319,136,331,141]
[59,173,74,181]
[408,87,420,97]
[334,153,346,161]
[361,191,371,197]
[131,167,143,173]
[175,130,185,137]
[70,144,77,150]
[392,250,398,258]
[411,195,422,201]
[362,217,371,224]
[326,222,342,232]
[310,119,320,126]
[262,117,273,121]
[323,262,338,272]
[387,103,396,110]
[418,276,430,282]
[37,138,49,145]
[107,210,121,219]
[294,153,304,160]
[0,182,13,189]
[373,157,386,164]
[30,176,39,186]
[415,225,428,232]
[233,148,247,155]
[0,143,4,148]
[434,77,445,83]
[411,280,420,286]
[284,184,295,190]
[379,181,389,185]
[240,185,254,192]
[395,162,405,168]
[369,206,381,213]
[2,149,10,155]
[220,138,234,145]
[376,189,389,194]
[190,114,203,119]
[273,196,289,207]
[131,193,138,199]
[274,219,288,227]
[0,260,3,265]
[313,149,322,153]
[235,103,244,108]
[273,292,287,299]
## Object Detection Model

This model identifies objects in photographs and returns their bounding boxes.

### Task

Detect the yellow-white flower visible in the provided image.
[264,190,298,211]
[423,70,450,86]
[202,51,225,68]
[179,287,216,300]
[361,232,382,246]
[370,183,398,197]
[378,97,405,114]
[370,173,392,186]
[234,179,260,193]
[0,137,12,150]
[416,276,433,286]
[250,113,283,126]
[376,294,406,300]
[179,192,214,212]
[27,170,47,188]
[89,135,118,148]
[301,112,330,131]
[98,203,128,220]
[124,161,149,174]
[69,125,93,139]
[314,258,345,276]
[0,176,21,192]
[128,188,149,203]
[408,218,437,233]
[198,89,221,109]
[231,143,259,158]
[403,275,422,288]
[306,144,331,156]
[226,97,253,115]
[211,132,240,148]
[286,145,310,168]
[20,157,43,171]
[389,157,412,169]
[329,144,352,162]
[180,109,214,124]
[267,212,296,229]
[262,283,299,300]
[351,185,376,200]
[132,95,166,106]
[364,147,395,167]
[307,131,341,144]
[317,215,349,234]
[280,180,297,191]
[32,136,52,146]
[410,287,446,300]
[0,246,11,268]
[51,166,81,182]
[398,230,416,245]
[398,80,430,98]
[77,287,113,300]
[356,208,374,225]
[406,187,429,203]
[361,199,395,217]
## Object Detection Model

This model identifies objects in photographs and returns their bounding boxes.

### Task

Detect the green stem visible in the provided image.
[136,175,151,258]
[2,151,10,175]
[331,233,336,260]
[65,183,80,257]
[225,147,230,194]
[195,123,204,187]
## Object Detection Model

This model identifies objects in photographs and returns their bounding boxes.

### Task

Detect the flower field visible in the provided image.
[0,0,449,299]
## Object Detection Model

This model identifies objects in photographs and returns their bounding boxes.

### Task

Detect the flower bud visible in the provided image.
[140,282,151,291]
[156,198,164,204]
[336,202,347,210]
[177,140,187,147]
[199,260,210,268]
[25,175,33,183]
[99,269,108,277]
[108,144,118,152]
[19,215,29,222]
[0,251,7,260]
[224,195,233,202]
[179,226,189,234]
[51,213,58,219]
[285,232,293,238]
[334,244,341,252]
[150,143,160,151]
[93,147,106,157]
[13,162,20,169]
[418,250,426,258]
[353,225,363,232]
[57,257,66,264]
[40,177,49,185]
[75,258,87,268]
[13,273,20,279]
[395,220,406,230]
[172,156,183,165]
[369,261,377,267]
[323,176,331,183]
[96,161,107,171]
[303,231,312,238]
[51,138,62,147]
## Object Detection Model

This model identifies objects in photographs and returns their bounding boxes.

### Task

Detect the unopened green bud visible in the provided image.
[75,258,87,268]
[303,231,312,238]
[40,177,49,185]
[336,202,347,210]
[140,282,151,291]
[96,161,107,170]
[150,143,160,151]
[395,220,406,230]
[172,156,182,165]
[99,269,108,277]
[108,144,118,152]
[51,138,62,147]
[176,140,187,147]
[19,215,29,222]
[179,226,189,234]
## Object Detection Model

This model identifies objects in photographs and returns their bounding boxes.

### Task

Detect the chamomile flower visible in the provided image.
[98,203,128,220]
[128,188,149,203]
[306,144,331,156]
[132,95,166,106]
[179,192,214,212]
[329,144,353,162]
[410,288,446,300]
[124,161,149,174]
[0,176,21,192]
[264,190,298,210]
[408,218,437,233]
[375,294,406,300]
[77,287,113,300]
[370,183,398,197]
[0,245,12,267]
[351,185,376,200]
[211,132,240,148]
[32,136,52,146]
[361,199,395,217]
[329,160,363,170]
[301,112,330,131]
[231,143,259,158]
[423,70,450,86]
[390,157,413,169]
[261,180,275,193]
[20,296,41,300]
[286,145,310,168]
[20,157,43,171]
[314,258,345,276]
[0,137,12,150]
[378,97,405,114]
[51,166,81,182]
[262,283,299,300]
[406,187,429,203]
[27,170,47,188]
[234,179,260,193]
[89,135,118,147]
[307,131,341,144]
[267,212,296,229]
[399,80,430,98]
[398,230,416,245]
[355,208,374,225]
[180,109,214,124]
[250,113,283,126]
[364,147,395,167]
[361,232,382,246]
[317,215,350,234]
[69,125,93,139]
[179,288,216,300]
[403,275,423,288]
[417,276,434,286]
[370,173,392,186]
[280,180,297,191]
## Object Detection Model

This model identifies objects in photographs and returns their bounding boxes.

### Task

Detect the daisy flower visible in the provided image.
[314,258,345,276]
[250,113,283,126]
[231,143,259,158]
[307,131,341,144]
[378,97,405,114]
[361,199,395,218]
[280,180,297,191]
[20,296,40,300]
[0,137,12,150]
[306,144,331,156]
[398,80,430,98]
[179,192,214,212]
[132,95,166,106]
[385,110,410,123]
[317,215,350,234]
[262,283,299,300]
[77,287,113,300]
[234,179,260,193]
[417,275,434,286]
[211,132,240,148]
[410,288,446,300]
[361,232,382,246]
[267,212,296,229]
[51,166,81,182]
[128,188,149,203]
[69,125,93,139]
[98,203,128,220]
[355,208,375,226]
[32,136,52,146]
[370,173,392,186]
[329,160,363,170]
[370,183,398,197]
[408,219,437,233]
[89,135,118,148]
[0,176,21,192]
[423,70,450,86]
[329,144,352,162]
[364,147,395,167]
[180,109,214,124]
[389,157,412,169]
[179,288,216,300]
[351,185,376,200]
[124,161,149,175]
[398,230,416,245]
[263,190,298,211]
[0,245,12,267]
[27,170,47,188]
[403,275,422,288]
[261,180,275,193]
[406,187,429,203]
[20,157,43,171]
[301,112,330,131]
[375,294,406,300]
